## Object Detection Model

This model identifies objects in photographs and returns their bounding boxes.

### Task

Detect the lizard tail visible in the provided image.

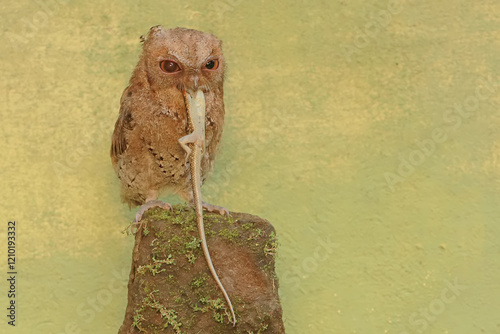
[198,215,237,326]
[191,153,236,326]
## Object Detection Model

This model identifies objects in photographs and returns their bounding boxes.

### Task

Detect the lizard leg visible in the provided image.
[178,132,204,162]
[178,133,194,160]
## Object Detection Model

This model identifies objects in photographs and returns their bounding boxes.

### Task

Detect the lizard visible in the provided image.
[178,89,236,326]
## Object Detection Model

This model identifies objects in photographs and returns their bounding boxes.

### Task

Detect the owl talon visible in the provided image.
[134,200,172,222]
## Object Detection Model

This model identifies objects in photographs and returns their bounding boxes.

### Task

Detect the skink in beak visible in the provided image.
[183,89,206,137]
[180,89,206,157]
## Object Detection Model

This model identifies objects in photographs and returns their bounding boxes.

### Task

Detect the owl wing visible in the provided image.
[110,87,134,164]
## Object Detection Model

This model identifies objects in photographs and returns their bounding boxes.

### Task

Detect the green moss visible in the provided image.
[192,296,232,324]
[146,207,174,221]
[241,222,254,230]
[133,289,183,333]
[182,223,196,233]
[174,293,188,305]
[264,231,279,257]
[184,236,201,250]
[248,228,263,241]
[191,274,207,288]
[169,234,182,243]
[132,309,145,331]
[218,228,240,242]
[246,322,270,334]
[137,254,175,276]
[186,252,196,264]
[213,312,224,323]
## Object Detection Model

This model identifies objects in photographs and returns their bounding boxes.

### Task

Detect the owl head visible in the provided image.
[137,25,225,94]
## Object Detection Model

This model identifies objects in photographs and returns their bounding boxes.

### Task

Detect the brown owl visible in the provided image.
[110,26,227,220]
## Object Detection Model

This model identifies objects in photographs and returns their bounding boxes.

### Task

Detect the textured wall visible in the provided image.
[1,0,499,333]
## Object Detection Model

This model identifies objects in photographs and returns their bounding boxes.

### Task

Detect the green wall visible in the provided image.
[1,0,499,333]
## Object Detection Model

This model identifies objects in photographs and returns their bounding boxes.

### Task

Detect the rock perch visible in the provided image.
[118,205,285,333]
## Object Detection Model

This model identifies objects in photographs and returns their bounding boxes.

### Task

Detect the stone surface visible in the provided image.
[118,205,285,334]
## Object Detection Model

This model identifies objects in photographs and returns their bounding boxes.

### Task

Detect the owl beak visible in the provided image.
[188,75,200,91]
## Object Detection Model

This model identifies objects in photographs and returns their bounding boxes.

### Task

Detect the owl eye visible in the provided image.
[204,59,219,70]
[159,60,181,73]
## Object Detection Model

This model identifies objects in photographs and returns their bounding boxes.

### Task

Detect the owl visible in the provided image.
[110,26,226,221]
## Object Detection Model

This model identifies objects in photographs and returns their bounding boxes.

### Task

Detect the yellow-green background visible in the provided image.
[1,0,499,333]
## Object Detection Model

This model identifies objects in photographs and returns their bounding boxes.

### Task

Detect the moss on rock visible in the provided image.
[118,205,285,334]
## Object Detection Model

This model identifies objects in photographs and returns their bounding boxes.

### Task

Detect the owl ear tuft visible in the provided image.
[140,25,164,44]
[149,25,164,34]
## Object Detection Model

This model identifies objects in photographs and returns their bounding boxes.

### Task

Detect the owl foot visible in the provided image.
[202,202,229,216]
[123,200,172,235]
[135,200,173,222]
